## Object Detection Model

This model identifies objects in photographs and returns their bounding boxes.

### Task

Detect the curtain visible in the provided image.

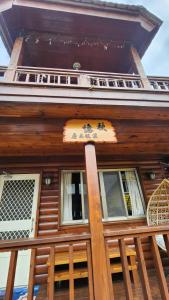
[63,172,72,222]
[125,171,144,216]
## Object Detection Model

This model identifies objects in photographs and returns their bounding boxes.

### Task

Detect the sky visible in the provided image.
[0,0,169,76]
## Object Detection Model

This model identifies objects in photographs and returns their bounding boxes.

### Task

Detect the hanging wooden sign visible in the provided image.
[63,119,117,143]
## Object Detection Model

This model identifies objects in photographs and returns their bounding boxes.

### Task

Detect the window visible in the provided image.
[61,171,88,224]
[61,169,145,224]
[99,170,145,221]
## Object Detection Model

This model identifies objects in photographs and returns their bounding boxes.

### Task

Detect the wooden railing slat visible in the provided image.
[69,244,74,300]
[150,235,169,300]
[134,237,152,300]
[5,250,18,300]
[119,239,134,300]
[48,247,55,300]
[164,234,169,258]
[27,249,36,300]
[105,240,115,300]
[86,241,94,300]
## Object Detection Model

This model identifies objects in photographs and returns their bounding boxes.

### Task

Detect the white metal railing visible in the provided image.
[13,66,143,90]
[14,68,80,86]
[149,78,169,91]
[90,76,142,89]
[1,66,169,92]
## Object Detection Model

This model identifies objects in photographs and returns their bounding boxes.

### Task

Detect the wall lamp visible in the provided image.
[44,176,52,186]
[146,171,156,180]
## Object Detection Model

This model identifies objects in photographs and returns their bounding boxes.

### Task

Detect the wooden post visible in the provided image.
[5,36,24,82]
[85,143,111,300]
[130,46,151,89]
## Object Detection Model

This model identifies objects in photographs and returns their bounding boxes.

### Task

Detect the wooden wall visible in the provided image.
[0,159,167,283]
[30,159,167,284]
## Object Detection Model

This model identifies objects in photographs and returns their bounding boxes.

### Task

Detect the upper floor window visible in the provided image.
[61,169,145,225]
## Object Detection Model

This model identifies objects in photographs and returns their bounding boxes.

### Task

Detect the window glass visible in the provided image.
[62,171,87,223]
[101,172,127,218]
[82,173,88,220]
[121,171,144,217]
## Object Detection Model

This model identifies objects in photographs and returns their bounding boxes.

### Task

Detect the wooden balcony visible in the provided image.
[0,66,169,92]
[1,225,169,300]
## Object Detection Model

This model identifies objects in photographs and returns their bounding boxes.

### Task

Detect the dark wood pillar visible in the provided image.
[130,46,151,89]
[5,36,24,81]
[85,143,112,300]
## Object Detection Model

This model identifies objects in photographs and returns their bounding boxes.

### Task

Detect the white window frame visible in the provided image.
[61,168,145,225]
[61,170,88,225]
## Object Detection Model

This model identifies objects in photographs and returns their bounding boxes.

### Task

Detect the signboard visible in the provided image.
[63,119,117,143]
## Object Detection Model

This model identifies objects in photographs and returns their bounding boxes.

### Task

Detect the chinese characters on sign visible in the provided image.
[63,119,117,143]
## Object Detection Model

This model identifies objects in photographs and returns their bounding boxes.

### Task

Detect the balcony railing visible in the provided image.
[104,225,169,300]
[1,66,169,92]
[149,78,169,91]
[0,233,92,300]
[1,225,169,300]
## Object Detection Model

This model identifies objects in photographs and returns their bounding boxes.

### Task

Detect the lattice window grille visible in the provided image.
[0,179,36,240]
[0,230,30,240]
[0,180,35,221]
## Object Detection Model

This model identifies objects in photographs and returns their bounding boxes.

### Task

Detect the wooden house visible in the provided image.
[0,0,169,299]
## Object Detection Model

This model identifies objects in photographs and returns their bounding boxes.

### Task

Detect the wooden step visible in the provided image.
[110,263,137,273]
[48,262,137,283]
[54,268,88,282]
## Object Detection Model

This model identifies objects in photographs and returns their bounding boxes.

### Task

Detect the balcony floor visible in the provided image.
[36,268,169,300]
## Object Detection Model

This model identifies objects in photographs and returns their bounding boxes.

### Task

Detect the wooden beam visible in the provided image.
[0,13,13,54]
[85,143,111,300]
[4,37,23,81]
[130,46,151,89]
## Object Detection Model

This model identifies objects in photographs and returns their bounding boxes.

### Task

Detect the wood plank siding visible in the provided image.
[1,159,165,284]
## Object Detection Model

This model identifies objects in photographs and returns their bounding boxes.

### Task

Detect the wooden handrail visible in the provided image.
[0,233,91,252]
[104,224,169,239]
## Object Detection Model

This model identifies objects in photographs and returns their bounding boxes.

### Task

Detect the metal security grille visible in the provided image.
[0,179,36,240]
[0,230,30,240]
[0,180,35,221]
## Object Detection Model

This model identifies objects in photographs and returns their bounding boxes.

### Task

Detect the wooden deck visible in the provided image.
[36,268,169,300]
